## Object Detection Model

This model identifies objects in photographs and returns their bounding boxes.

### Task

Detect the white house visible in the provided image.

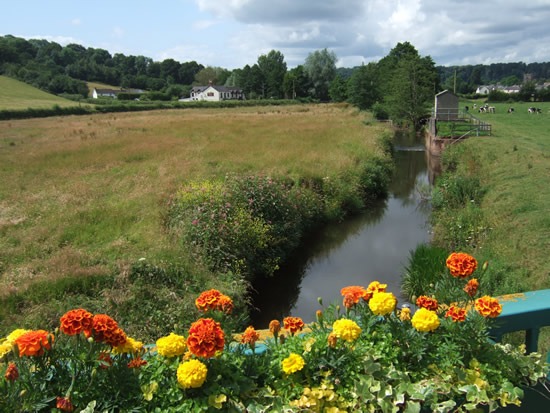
[189,82,245,101]
[475,85,496,95]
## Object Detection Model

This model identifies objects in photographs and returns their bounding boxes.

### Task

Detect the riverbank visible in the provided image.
[0,104,391,341]
[427,101,550,353]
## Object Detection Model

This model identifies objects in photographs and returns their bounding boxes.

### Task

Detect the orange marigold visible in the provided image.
[60,308,93,336]
[5,363,18,382]
[56,397,74,412]
[475,296,502,318]
[327,332,338,348]
[85,314,126,347]
[446,252,478,278]
[464,278,480,298]
[187,318,225,358]
[416,296,438,311]
[241,326,260,346]
[128,357,147,368]
[217,294,234,314]
[343,294,355,309]
[283,317,304,335]
[195,289,233,314]
[445,306,467,322]
[15,330,52,357]
[365,281,388,300]
[340,286,367,303]
[269,320,281,335]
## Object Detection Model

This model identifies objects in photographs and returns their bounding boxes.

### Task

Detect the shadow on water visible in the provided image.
[250,131,438,327]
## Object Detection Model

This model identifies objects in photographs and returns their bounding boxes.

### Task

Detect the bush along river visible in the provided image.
[250,131,438,327]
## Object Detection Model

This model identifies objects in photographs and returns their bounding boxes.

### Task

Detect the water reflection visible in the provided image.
[250,133,434,327]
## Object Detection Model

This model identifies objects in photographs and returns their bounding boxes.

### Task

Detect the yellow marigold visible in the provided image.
[365,281,387,300]
[399,307,411,322]
[177,359,208,388]
[113,337,144,355]
[156,333,187,357]
[0,342,14,359]
[327,332,337,348]
[7,329,29,342]
[282,353,305,374]
[411,308,440,332]
[475,296,502,318]
[446,252,477,278]
[332,319,361,342]
[368,292,397,315]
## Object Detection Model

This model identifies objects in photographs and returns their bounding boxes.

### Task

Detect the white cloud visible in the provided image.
[113,26,124,38]
[71,18,81,26]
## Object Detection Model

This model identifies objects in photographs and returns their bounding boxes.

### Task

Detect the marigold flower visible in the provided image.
[365,281,387,300]
[5,363,18,382]
[399,307,411,322]
[368,292,397,316]
[283,317,305,335]
[85,314,126,347]
[411,308,440,332]
[0,342,13,359]
[445,306,467,322]
[241,326,260,346]
[327,332,338,348]
[446,252,477,278]
[340,286,367,303]
[60,308,93,336]
[464,278,480,298]
[416,296,438,311]
[187,318,225,358]
[195,289,233,314]
[105,327,127,347]
[316,310,323,322]
[332,319,361,342]
[128,357,147,368]
[113,337,144,355]
[475,296,502,318]
[269,320,281,335]
[98,352,113,369]
[56,397,74,412]
[282,353,305,374]
[177,359,208,388]
[15,330,53,357]
[343,294,355,309]
[7,329,29,342]
[156,333,187,357]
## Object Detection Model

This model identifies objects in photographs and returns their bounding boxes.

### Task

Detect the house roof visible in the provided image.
[191,85,243,93]
[93,88,144,94]
[435,89,457,98]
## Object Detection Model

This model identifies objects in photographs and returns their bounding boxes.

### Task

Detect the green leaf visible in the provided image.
[404,401,421,413]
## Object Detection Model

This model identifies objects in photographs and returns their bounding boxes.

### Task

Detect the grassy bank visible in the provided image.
[0,104,390,340]
[426,101,550,352]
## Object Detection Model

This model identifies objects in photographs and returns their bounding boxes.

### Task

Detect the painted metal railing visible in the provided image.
[429,108,492,137]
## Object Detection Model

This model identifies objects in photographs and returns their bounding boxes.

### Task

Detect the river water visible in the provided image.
[250,133,435,327]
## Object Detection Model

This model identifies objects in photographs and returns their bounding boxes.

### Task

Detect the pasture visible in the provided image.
[0,104,387,336]
[0,75,81,110]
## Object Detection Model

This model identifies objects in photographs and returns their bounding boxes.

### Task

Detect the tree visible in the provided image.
[282,65,310,99]
[304,48,337,101]
[500,75,521,86]
[194,66,230,86]
[257,50,287,99]
[328,76,348,102]
[518,81,536,101]
[347,63,380,110]
[468,67,483,90]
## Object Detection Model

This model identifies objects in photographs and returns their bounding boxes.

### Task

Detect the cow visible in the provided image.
[508,107,514,113]
[488,106,496,113]
[473,104,477,109]
[465,106,469,112]
[537,108,542,114]
[528,107,536,113]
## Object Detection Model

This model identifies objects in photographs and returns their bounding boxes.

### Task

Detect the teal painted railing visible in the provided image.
[490,289,550,368]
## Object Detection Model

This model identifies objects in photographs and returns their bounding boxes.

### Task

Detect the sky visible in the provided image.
[2,0,550,69]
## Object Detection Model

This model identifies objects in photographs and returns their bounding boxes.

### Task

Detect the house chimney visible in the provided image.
[208,80,213,86]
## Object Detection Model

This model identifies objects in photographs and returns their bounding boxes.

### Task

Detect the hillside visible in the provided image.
[0,75,80,110]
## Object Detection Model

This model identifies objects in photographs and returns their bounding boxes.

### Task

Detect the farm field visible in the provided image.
[0,104,388,337]
[0,75,83,110]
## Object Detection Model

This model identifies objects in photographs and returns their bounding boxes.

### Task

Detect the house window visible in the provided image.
[207,92,214,96]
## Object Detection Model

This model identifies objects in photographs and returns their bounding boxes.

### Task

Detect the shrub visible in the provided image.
[402,244,449,301]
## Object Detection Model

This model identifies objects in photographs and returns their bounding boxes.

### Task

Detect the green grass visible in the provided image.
[0,75,83,110]
[0,104,388,339]
[432,99,550,354]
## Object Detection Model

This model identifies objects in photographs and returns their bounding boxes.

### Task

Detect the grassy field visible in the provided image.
[0,103,388,338]
[0,75,83,110]
[434,100,550,352]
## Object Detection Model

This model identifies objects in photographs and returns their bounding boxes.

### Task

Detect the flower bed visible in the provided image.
[1,254,548,412]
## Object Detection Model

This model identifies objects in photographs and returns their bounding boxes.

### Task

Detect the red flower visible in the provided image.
[340,286,367,303]
[56,397,74,412]
[187,318,225,358]
[365,281,387,300]
[416,296,438,311]
[5,363,18,382]
[85,314,126,347]
[446,253,477,278]
[283,317,304,335]
[128,357,147,368]
[195,290,234,314]
[60,309,93,336]
[445,306,467,322]
[15,330,53,357]
[464,278,480,298]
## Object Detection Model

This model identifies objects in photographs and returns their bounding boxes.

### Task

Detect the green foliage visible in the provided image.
[402,244,449,301]
[328,75,348,102]
[304,48,338,101]
[347,63,380,110]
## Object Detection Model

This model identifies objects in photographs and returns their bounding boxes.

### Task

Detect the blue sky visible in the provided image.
[2,0,550,69]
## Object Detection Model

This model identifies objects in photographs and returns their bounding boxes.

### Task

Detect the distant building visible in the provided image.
[189,82,245,101]
[92,88,144,99]
[476,85,497,95]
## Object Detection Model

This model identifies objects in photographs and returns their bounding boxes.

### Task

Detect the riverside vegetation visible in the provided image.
[403,101,550,355]
[0,103,392,341]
